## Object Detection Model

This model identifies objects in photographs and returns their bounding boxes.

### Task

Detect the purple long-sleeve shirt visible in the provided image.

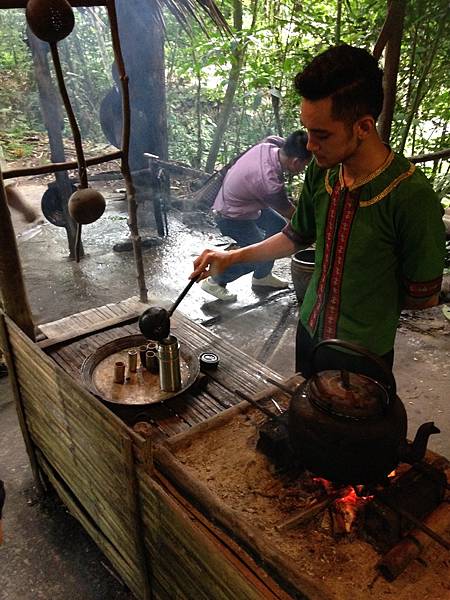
[212,138,291,220]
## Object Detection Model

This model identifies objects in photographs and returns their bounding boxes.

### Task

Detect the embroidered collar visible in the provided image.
[325,151,416,206]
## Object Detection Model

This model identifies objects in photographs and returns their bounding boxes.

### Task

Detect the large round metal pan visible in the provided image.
[81,334,199,406]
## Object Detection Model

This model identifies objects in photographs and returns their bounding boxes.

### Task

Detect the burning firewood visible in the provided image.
[377,501,450,581]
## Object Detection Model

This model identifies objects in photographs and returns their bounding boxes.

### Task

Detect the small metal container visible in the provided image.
[199,351,219,371]
[128,349,138,373]
[158,335,181,392]
[113,361,125,384]
[139,345,147,369]
[146,350,159,374]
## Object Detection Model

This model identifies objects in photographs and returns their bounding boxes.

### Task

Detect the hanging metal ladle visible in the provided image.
[138,275,200,341]
[26,0,105,262]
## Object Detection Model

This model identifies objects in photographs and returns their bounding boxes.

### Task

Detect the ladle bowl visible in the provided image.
[138,307,171,342]
[68,188,106,224]
[26,0,75,43]
[138,274,200,341]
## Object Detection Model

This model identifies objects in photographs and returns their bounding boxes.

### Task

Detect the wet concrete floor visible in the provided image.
[1,181,449,599]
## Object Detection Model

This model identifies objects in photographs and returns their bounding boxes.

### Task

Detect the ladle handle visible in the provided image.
[167,274,200,317]
[311,339,396,404]
[234,389,277,419]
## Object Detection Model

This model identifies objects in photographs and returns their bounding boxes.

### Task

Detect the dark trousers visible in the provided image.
[214,208,286,285]
[295,323,394,385]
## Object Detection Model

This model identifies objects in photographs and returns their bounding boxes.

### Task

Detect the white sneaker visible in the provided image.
[201,278,237,302]
[252,273,289,289]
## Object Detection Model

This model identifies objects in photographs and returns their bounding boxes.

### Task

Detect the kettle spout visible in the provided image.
[399,422,440,464]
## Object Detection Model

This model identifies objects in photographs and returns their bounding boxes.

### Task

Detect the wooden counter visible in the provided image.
[0,299,300,600]
[4,299,448,600]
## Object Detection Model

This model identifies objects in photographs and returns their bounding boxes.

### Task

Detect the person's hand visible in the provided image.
[190,248,236,281]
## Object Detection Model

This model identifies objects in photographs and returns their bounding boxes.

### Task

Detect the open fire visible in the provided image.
[256,412,449,580]
[313,477,375,534]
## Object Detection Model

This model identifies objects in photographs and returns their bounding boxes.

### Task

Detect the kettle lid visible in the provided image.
[307,370,388,419]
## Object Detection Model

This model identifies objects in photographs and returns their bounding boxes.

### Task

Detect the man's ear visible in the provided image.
[355,116,375,139]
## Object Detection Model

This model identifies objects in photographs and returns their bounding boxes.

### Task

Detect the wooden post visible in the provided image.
[0,172,35,341]
[106,0,148,303]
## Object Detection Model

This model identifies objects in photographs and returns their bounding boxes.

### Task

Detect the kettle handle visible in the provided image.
[310,339,397,404]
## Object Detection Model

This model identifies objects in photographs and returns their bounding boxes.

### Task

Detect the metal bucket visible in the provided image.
[291,249,315,302]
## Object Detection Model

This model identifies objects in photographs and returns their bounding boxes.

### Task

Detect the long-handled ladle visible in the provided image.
[26,0,105,262]
[138,274,200,341]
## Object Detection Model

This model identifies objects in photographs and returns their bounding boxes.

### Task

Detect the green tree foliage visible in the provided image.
[0,10,40,142]
[0,0,448,192]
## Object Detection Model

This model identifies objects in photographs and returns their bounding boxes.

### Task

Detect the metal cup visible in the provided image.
[114,361,125,384]
[146,350,159,374]
[128,349,138,373]
[139,345,147,369]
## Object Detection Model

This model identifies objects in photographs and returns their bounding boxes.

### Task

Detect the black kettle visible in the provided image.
[287,340,439,484]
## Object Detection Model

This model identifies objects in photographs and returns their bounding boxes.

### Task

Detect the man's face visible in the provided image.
[300,97,359,168]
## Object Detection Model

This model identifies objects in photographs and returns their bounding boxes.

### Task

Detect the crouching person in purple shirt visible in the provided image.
[201,131,311,302]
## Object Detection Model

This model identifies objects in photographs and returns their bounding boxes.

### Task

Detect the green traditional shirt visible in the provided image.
[284,151,445,355]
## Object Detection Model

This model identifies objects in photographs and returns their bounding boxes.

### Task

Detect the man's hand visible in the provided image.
[190,232,297,282]
[190,248,238,281]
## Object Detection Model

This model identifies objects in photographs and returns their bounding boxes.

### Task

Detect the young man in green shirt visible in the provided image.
[191,44,446,379]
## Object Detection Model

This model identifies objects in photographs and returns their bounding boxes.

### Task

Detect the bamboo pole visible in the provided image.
[49,39,88,262]
[0,171,35,340]
[2,151,122,180]
[1,1,106,8]
[122,434,153,600]
[105,0,148,303]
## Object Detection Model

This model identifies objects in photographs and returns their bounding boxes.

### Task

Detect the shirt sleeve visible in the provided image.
[394,171,445,299]
[283,163,317,247]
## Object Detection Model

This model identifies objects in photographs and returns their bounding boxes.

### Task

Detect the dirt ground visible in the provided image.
[1,176,449,599]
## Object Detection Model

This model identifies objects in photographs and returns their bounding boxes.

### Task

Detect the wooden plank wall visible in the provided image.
[2,301,296,600]
[137,468,288,600]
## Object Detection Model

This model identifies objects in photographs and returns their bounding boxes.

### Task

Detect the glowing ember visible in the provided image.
[313,477,374,534]
[333,486,373,533]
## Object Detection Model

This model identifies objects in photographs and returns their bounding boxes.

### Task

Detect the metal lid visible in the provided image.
[199,352,219,371]
[307,370,388,419]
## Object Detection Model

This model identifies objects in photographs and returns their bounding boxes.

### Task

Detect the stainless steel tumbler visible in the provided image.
[158,335,181,392]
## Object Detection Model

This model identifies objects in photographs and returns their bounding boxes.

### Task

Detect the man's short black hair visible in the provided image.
[294,44,384,123]
[282,130,311,160]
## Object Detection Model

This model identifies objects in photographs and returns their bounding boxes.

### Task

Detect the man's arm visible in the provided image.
[395,173,445,311]
[191,232,296,281]
[5,185,37,223]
